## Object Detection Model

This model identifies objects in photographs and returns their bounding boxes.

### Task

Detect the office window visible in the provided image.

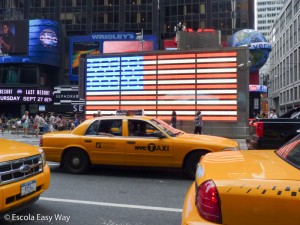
[200,3,205,14]
[45,0,55,7]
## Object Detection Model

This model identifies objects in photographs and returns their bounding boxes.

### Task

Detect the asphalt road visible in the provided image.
[2,163,191,225]
[0,132,192,225]
[0,131,247,225]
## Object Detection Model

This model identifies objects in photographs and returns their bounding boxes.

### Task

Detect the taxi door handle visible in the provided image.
[127,141,136,144]
[84,140,92,143]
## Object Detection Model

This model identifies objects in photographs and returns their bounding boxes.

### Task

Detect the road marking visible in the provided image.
[40,197,182,213]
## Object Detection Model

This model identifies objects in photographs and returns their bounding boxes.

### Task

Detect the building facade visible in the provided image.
[0,0,254,48]
[256,0,284,80]
[256,0,284,40]
[0,0,255,118]
[269,0,300,114]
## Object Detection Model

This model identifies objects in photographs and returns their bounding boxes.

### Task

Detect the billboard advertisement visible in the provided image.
[72,42,100,76]
[0,19,60,67]
[0,87,53,103]
[85,51,239,122]
[0,20,28,55]
[69,32,157,81]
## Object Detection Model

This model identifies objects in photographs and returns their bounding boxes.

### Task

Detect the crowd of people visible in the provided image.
[0,111,83,138]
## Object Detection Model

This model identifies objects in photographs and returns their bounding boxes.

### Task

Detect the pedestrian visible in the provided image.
[38,114,46,134]
[74,114,80,127]
[0,112,6,132]
[33,114,40,137]
[194,111,203,134]
[61,116,67,130]
[170,111,177,128]
[21,111,29,137]
[97,110,102,117]
[48,113,56,132]
[55,115,63,131]
[269,109,278,118]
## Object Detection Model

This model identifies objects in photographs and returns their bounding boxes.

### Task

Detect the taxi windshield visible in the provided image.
[276,134,300,170]
[150,118,183,137]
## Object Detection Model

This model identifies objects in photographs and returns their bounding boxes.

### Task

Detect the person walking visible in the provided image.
[48,113,56,132]
[38,114,46,134]
[21,111,29,137]
[170,111,177,128]
[33,114,40,137]
[74,114,80,128]
[194,111,203,134]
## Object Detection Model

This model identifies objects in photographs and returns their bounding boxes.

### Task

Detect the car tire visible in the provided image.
[63,149,90,174]
[184,151,207,180]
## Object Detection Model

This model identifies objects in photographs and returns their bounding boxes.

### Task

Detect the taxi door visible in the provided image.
[84,119,126,165]
[125,119,174,167]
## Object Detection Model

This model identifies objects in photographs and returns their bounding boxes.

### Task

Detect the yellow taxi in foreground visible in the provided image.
[40,116,239,178]
[182,134,300,225]
[0,138,50,215]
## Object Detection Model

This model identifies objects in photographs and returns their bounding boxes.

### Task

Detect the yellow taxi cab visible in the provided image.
[182,134,300,225]
[0,138,50,215]
[40,116,239,178]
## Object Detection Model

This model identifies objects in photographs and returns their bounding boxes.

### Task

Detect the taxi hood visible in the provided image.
[176,133,239,150]
[0,138,40,162]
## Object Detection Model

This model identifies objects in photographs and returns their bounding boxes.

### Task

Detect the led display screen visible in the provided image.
[0,87,53,103]
[0,20,28,55]
[103,41,154,53]
[69,33,157,81]
[72,42,100,76]
[85,51,238,121]
[0,19,60,66]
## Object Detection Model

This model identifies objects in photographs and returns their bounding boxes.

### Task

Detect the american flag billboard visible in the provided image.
[85,51,238,121]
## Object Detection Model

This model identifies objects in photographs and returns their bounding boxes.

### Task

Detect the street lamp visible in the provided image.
[136,29,144,51]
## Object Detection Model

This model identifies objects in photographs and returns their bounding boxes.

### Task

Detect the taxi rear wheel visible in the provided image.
[63,149,90,174]
[184,151,207,179]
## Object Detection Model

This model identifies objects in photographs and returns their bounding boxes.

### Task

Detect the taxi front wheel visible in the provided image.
[184,151,207,179]
[63,148,90,174]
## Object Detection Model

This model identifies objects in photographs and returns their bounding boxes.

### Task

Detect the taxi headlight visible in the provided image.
[38,148,47,167]
[222,145,240,151]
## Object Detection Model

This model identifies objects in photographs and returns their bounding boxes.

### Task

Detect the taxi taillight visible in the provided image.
[196,180,222,224]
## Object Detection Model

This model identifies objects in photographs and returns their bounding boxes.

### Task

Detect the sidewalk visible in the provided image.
[0,130,248,149]
[0,130,40,144]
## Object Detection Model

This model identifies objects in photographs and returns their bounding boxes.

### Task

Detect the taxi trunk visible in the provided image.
[216,179,300,225]
[197,150,300,225]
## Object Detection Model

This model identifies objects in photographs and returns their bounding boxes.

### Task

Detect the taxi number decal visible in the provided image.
[96,142,115,149]
[135,143,169,152]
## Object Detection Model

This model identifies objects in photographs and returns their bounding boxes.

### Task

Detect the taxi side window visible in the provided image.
[128,120,158,137]
[86,121,100,135]
[99,119,122,136]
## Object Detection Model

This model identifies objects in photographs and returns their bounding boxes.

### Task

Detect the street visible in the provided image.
[0,132,247,225]
[2,163,190,225]
[0,132,190,225]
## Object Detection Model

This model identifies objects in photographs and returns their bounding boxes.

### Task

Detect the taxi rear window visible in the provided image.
[276,135,300,169]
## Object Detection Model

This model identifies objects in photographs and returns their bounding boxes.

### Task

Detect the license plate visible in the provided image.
[21,180,36,196]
